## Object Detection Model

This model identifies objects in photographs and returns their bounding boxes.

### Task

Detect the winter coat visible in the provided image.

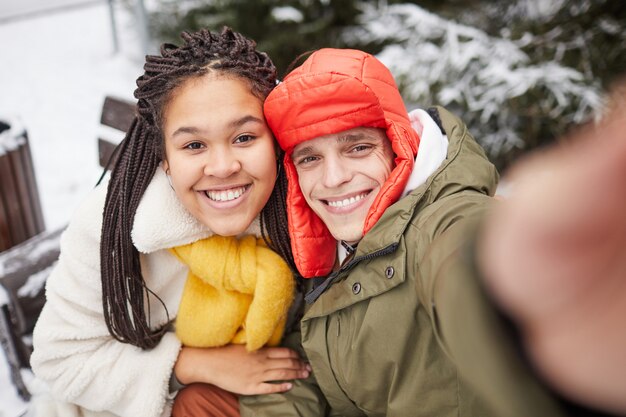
[242,107,579,417]
[29,167,263,417]
[240,106,500,416]
[252,45,584,416]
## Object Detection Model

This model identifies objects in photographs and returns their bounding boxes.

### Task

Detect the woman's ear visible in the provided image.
[162,158,170,174]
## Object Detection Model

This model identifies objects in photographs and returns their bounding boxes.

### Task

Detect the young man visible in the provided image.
[241,48,626,417]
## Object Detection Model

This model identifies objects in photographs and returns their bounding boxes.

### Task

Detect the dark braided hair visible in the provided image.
[100,27,294,349]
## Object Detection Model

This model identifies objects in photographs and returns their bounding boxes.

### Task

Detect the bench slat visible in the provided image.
[98,96,135,169]
[9,136,44,237]
[100,96,135,132]
[0,152,28,246]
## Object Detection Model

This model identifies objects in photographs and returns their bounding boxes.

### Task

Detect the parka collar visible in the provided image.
[303,106,498,310]
[357,106,498,256]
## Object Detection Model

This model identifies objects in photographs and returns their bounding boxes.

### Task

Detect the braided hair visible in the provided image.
[100,27,295,349]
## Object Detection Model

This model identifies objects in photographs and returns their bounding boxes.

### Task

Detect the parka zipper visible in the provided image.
[304,242,399,304]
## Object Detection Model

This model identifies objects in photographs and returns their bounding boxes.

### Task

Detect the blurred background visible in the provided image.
[149,0,625,170]
[2,0,625,228]
[0,0,624,415]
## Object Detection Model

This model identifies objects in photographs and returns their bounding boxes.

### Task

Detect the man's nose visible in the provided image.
[321,155,352,188]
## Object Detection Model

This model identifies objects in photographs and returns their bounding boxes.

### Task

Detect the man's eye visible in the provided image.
[184,142,203,150]
[352,144,371,153]
[234,134,255,144]
[298,156,318,165]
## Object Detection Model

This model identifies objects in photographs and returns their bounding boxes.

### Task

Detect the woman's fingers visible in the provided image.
[263,357,310,371]
[254,382,294,395]
[176,344,312,395]
[258,347,312,373]
[262,346,300,359]
[262,367,310,382]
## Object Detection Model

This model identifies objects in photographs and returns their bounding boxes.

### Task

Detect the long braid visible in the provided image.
[100,27,281,349]
[261,157,298,277]
[101,118,163,347]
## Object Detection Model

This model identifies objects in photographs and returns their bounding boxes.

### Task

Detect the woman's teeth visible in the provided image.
[206,186,248,202]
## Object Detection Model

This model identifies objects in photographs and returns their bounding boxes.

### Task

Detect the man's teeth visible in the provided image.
[327,193,367,208]
[206,186,247,202]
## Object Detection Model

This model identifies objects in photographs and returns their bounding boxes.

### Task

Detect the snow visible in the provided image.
[271,6,304,23]
[0,117,27,155]
[0,2,143,416]
[17,264,57,299]
[347,2,604,158]
[0,1,143,231]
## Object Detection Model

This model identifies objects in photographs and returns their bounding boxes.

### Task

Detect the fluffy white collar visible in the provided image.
[401,108,449,197]
[131,166,261,254]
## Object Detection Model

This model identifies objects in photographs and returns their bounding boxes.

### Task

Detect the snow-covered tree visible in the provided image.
[147,0,361,74]
[146,0,619,169]
[345,2,605,169]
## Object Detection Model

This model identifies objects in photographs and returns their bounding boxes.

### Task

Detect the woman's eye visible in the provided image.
[184,141,204,150]
[234,134,255,144]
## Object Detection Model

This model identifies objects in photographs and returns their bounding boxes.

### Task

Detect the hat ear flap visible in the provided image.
[284,154,336,278]
[363,123,419,234]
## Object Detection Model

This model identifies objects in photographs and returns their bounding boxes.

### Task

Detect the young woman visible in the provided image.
[30,28,308,417]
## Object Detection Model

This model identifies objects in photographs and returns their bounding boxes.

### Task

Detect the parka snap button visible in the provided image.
[352,282,361,295]
[385,266,395,279]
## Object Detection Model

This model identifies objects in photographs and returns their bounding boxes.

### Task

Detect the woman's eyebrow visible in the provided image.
[171,126,200,138]
[228,115,264,129]
[170,115,264,138]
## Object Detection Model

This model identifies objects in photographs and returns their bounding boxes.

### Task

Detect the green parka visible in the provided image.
[241,107,571,417]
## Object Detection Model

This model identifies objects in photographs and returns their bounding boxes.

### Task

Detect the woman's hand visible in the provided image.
[174,344,311,395]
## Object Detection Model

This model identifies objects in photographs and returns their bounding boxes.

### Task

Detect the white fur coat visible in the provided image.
[30,167,260,417]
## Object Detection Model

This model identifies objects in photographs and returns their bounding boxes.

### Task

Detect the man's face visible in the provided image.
[292,127,395,244]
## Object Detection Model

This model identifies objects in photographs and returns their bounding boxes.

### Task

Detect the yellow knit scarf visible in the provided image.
[170,235,294,351]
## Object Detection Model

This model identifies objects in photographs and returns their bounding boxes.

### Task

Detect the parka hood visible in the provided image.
[264,48,420,277]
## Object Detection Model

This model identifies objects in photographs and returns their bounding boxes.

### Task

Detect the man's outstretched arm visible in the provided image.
[478,98,626,415]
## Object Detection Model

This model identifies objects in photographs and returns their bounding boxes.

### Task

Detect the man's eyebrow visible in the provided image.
[336,132,367,143]
[292,145,314,161]
[171,115,264,138]
[292,132,378,160]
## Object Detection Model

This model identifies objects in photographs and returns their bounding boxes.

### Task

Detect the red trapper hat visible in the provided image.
[264,49,420,277]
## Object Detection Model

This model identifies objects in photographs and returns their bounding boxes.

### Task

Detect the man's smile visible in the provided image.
[323,191,371,209]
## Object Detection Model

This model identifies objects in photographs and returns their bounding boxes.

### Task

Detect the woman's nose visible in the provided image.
[204,148,241,178]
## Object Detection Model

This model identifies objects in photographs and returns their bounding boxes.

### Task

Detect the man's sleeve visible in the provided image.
[239,330,330,417]
[418,203,567,417]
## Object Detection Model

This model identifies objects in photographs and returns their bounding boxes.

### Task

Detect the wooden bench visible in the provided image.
[0,120,45,252]
[98,96,136,169]
[0,96,135,400]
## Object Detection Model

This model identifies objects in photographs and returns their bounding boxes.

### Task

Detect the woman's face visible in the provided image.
[162,74,277,236]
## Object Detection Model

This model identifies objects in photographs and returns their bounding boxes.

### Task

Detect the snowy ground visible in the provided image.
[0,1,144,230]
[0,2,144,415]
